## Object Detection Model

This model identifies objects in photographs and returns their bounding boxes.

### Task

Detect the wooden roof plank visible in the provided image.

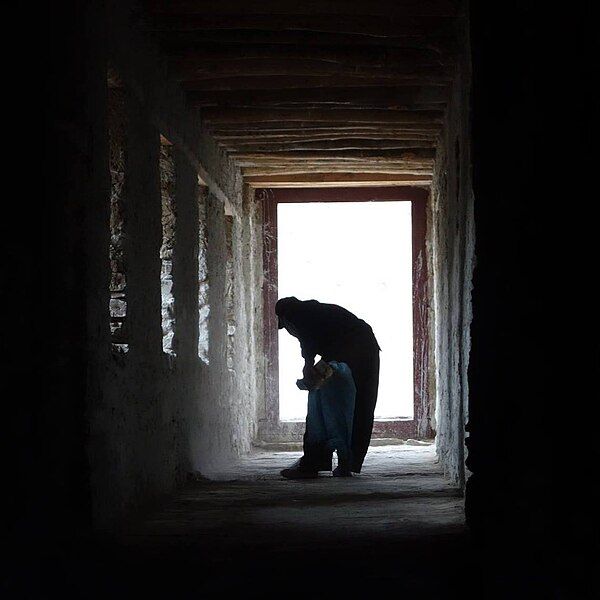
[182,75,450,91]
[142,14,458,38]
[221,140,436,152]
[244,172,432,187]
[145,1,462,18]
[188,85,449,108]
[175,60,451,81]
[203,108,444,124]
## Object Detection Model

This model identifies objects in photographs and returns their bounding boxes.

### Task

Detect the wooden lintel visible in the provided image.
[244,172,433,187]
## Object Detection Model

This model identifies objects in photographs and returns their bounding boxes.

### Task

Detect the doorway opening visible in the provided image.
[260,187,431,444]
[277,201,414,422]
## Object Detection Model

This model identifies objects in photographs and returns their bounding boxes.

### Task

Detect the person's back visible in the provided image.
[276,297,379,364]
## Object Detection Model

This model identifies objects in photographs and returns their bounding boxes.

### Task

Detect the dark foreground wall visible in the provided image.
[466,2,588,595]
[25,0,265,540]
[22,0,108,541]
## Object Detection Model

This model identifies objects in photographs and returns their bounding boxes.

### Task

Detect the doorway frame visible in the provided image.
[257,186,432,443]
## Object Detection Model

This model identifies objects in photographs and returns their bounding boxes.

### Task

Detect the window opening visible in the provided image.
[159,136,176,355]
[198,187,209,364]
[108,89,128,353]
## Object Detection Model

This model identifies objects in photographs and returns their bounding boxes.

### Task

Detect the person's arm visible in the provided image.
[301,342,317,372]
[298,340,319,387]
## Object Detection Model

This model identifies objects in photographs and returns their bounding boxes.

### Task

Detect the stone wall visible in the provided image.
[84,1,264,528]
[159,142,176,355]
[429,24,475,487]
[108,90,128,351]
[197,190,210,364]
[188,188,265,476]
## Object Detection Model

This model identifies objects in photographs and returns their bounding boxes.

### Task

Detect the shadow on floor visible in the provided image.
[29,446,483,598]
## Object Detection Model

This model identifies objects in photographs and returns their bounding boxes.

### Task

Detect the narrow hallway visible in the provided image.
[84,445,474,597]
[30,0,576,596]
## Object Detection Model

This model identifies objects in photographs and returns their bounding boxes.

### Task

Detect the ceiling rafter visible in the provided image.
[140,0,463,186]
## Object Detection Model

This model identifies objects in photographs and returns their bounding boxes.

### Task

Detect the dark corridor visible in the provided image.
[12,0,588,597]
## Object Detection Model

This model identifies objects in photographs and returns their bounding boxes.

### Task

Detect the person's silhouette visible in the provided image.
[276,297,381,477]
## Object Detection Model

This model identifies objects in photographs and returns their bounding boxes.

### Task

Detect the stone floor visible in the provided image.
[98,444,476,598]
[32,445,481,598]
[126,444,465,543]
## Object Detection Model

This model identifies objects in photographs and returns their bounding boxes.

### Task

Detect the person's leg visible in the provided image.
[297,386,333,472]
[319,362,356,476]
[281,389,328,478]
[303,388,330,466]
[349,348,380,473]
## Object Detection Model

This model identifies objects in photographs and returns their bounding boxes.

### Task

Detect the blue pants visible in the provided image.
[305,362,356,470]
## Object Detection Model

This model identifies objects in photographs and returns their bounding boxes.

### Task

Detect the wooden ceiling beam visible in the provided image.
[144,1,462,18]
[141,3,461,177]
[211,121,442,134]
[211,124,441,134]
[242,166,434,175]
[249,182,431,188]
[244,173,432,187]
[202,108,443,125]
[152,30,457,53]
[234,157,435,168]
[167,45,450,67]
[238,166,435,175]
[175,59,451,81]
[183,75,449,91]
[215,133,439,143]
[188,85,449,108]
[240,160,434,168]
[235,156,434,165]
[230,153,435,165]
[220,140,436,152]
[226,142,435,153]
[142,14,457,38]
[200,101,446,112]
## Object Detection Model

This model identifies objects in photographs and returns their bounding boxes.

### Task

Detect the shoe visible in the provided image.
[332,466,352,477]
[289,455,332,472]
[280,466,319,479]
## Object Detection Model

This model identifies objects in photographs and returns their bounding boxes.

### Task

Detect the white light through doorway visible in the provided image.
[277,201,414,422]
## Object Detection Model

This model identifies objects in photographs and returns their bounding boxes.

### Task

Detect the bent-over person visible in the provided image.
[276,297,381,478]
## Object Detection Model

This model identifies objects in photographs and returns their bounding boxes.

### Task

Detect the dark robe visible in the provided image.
[276,297,380,473]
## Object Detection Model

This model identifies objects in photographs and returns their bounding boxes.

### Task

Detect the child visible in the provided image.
[292,360,357,477]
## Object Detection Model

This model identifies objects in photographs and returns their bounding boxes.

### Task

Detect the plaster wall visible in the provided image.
[86,2,264,528]
[429,38,475,487]
[184,188,264,478]
[230,187,265,458]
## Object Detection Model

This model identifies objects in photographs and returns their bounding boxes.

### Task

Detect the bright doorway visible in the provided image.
[277,201,414,421]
